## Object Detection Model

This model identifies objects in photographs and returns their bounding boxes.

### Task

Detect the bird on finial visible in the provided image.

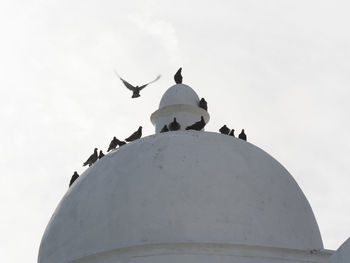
[174,67,182,84]
[115,71,161,98]
[219,125,230,135]
[185,116,206,131]
[98,150,105,159]
[160,125,169,133]
[169,117,181,131]
[83,148,98,167]
[199,98,208,111]
[69,171,79,187]
[107,137,120,152]
[125,126,142,142]
[238,129,247,141]
[229,129,235,137]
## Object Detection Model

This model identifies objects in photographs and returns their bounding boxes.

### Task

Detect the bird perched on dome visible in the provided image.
[118,140,127,146]
[219,125,230,135]
[169,117,181,131]
[229,129,235,137]
[115,71,161,98]
[69,171,79,187]
[125,126,142,142]
[174,67,182,84]
[160,125,169,133]
[83,148,98,167]
[98,150,105,159]
[198,98,208,111]
[238,129,247,141]
[107,137,120,152]
[185,116,206,131]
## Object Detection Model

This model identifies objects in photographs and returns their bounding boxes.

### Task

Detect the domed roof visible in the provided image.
[159,84,200,108]
[38,132,323,263]
[327,238,350,263]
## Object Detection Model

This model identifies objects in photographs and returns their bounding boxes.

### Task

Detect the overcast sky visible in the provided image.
[1,1,350,262]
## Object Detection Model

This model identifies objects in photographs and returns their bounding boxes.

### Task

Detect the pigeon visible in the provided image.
[160,125,169,133]
[116,72,161,98]
[69,171,79,187]
[83,148,98,167]
[219,125,230,135]
[125,126,142,142]
[118,140,127,146]
[98,150,105,159]
[174,67,182,84]
[229,129,235,137]
[238,129,247,141]
[185,116,206,131]
[198,98,208,111]
[107,137,120,152]
[169,117,181,131]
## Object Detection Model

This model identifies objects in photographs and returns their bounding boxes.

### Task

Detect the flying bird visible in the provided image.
[174,67,182,84]
[198,98,208,111]
[229,129,235,137]
[160,125,169,133]
[238,129,247,141]
[83,148,98,167]
[98,150,105,159]
[115,71,161,98]
[69,171,79,187]
[125,126,142,142]
[107,137,120,152]
[185,116,206,131]
[169,117,181,131]
[219,125,230,135]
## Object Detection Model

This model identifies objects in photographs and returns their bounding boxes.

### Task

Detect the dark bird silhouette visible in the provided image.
[118,140,127,146]
[69,171,79,187]
[83,148,98,167]
[198,98,208,111]
[174,68,182,84]
[238,129,247,141]
[116,72,161,98]
[125,126,142,142]
[219,125,230,135]
[107,137,120,152]
[229,129,235,137]
[160,125,169,133]
[185,116,206,131]
[98,150,105,159]
[169,117,181,131]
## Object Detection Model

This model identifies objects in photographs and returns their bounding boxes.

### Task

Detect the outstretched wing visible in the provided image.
[139,75,161,90]
[114,71,136,91]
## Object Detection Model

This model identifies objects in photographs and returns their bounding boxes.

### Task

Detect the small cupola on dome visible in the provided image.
[151,83,210,133]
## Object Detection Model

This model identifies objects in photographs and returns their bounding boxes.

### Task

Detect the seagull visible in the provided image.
[69,171,79,187]
[125,126,142,142]
[160,125,169,133]
[219,125,230,135]
[169,117,181,131]
[198,98,208,111]
[185,116,206,131]
[115,72,161,98]
[83,148,98,167]
[98,150,105,159]
[229,129,235,137]
[238,129,247,141]
[118,140,127,146]
[174,67,182,84]
[107,137,120,152]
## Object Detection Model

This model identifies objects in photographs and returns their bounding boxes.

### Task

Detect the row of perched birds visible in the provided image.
[69,67,246,187]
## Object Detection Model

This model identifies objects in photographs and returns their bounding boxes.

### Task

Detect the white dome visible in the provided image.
[327,238,350,263]
[38,131,323,263]
[159,84,200,108]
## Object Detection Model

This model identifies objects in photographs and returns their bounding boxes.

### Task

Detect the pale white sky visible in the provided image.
[1,1,350,262]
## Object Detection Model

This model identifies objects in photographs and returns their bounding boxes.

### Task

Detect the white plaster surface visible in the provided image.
[38,131,323,263]
[158,84,200,108]
[327,238,350,263]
